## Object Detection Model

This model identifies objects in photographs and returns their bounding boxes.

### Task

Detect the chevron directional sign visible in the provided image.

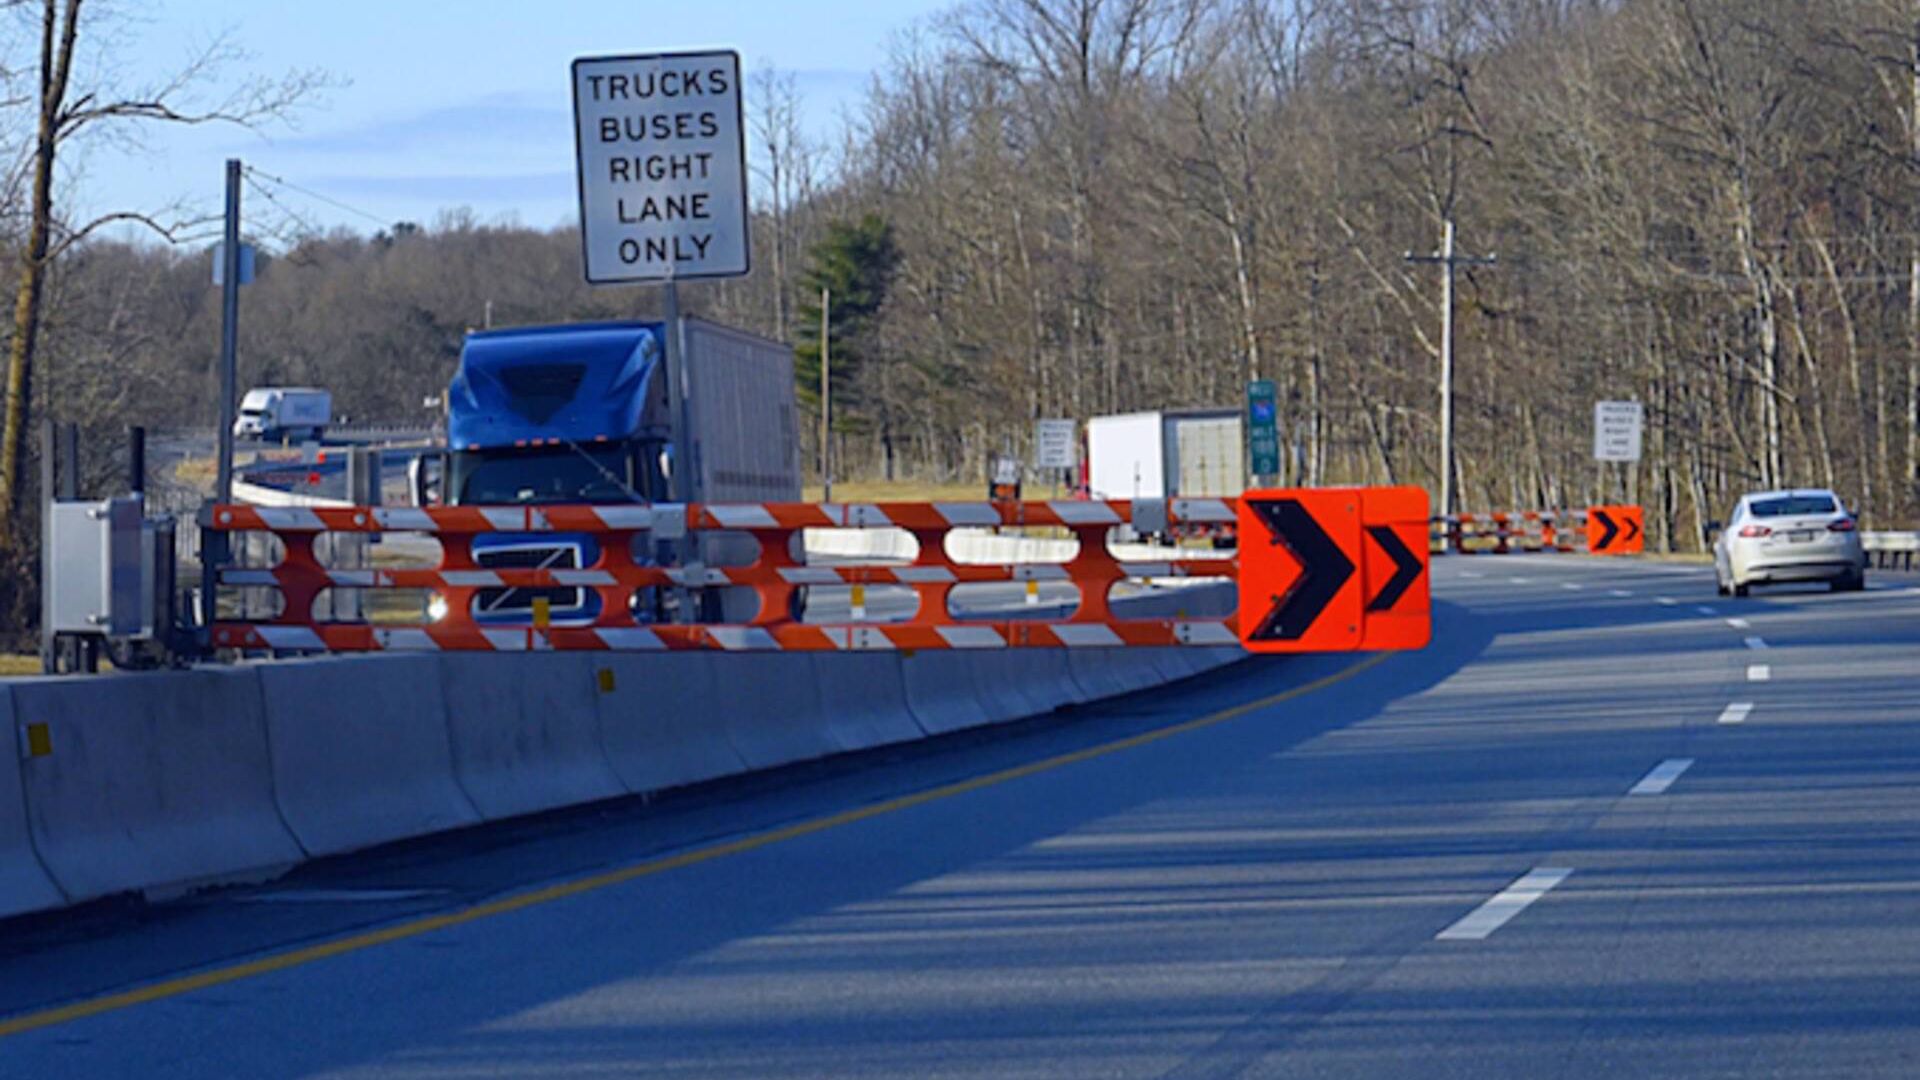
[1586,504,1644,555]
[1236,486,1433,653]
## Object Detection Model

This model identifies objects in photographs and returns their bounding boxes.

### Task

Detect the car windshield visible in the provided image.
[453,446,633,505]
[1750,495,1837,517]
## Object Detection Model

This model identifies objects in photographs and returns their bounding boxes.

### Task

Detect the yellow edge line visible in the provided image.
[0,651,1391,1039]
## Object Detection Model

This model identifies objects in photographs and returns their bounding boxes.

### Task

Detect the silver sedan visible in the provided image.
[1714,488,1865,596]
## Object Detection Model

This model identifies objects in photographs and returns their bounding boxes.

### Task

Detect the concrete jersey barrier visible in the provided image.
[591,652,750,794]
[256,654,482,856]
[439,652,626,822]
[11,667,304,904]
[0,687,67,917]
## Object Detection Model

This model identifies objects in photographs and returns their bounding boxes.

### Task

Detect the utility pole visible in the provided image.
[1406,218,1495,520]
[820,285,832,501]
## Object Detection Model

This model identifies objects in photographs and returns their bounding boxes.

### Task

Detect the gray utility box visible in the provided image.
[48,496,147,638]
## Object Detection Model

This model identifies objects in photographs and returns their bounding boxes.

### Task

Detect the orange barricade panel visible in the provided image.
[1359,486,1431,650]
[1586,505,1644,555]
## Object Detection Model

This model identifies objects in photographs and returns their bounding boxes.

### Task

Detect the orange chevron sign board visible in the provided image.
[1236,486,1432,654]
[1586,504,1644,555]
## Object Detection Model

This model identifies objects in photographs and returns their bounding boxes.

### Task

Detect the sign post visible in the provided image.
[573,50,749,619]
[1246,380,1279,484]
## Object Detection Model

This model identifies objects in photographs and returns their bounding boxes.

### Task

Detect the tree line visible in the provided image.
[7,0,1920,644]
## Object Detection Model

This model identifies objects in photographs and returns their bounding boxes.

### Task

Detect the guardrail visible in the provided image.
[1864,531,1919,570]
[203,498,1243,654]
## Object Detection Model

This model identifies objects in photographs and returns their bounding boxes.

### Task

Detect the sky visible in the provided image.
[76,0,953,241]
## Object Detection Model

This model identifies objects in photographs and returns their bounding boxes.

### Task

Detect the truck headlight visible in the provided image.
[427,593,450,623]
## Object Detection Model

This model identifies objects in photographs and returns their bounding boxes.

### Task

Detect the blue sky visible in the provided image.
[80,0,952,239]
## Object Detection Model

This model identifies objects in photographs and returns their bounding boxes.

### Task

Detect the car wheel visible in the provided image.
[1833,571,1865,593]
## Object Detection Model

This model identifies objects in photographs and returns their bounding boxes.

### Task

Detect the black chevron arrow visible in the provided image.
[1366,525,1422,612]
[1592,508,1619,551]
[1247,499,1354,642]
[1623,514,1641,543]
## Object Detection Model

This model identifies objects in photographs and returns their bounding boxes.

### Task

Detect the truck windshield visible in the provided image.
[452,446,634,505]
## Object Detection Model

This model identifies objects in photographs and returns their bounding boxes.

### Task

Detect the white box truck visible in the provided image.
[234,388,331,442]
[1087,408,1244,542]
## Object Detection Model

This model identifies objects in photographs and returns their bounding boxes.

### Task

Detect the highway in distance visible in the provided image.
[2,556,1917,1077]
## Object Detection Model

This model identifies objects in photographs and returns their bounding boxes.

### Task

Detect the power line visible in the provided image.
[242,166,393,230]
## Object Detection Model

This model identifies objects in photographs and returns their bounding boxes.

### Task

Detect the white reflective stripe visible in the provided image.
[482,628,546,651]
[1172,498,1235,523]
[440,570,504,587]
[253,508,324,531]
[667,567,731,586]
[893,566,957,584]
[551,570,617,586]
[849,626,896,650]
[936,626,1006,649]
[709,626,779,651]
[480,508,528,530]
[934,502,1003,526]
[594,628,666,650]
[328,570,378,587]
[813,504,847,526]
[1176,621,1239,645]
[1049,501,1121,525]
[591,506,657,530]
[707,505,780,528]
[1052,624,1124,647]
[375,629,440,650]
[373,507,438,531]
[223,569,279,585]
[843,504,895,527]
[255,626,326,650]
[1118,562,1174,577]
[779,567,846,584]
[1013,565,1072,581]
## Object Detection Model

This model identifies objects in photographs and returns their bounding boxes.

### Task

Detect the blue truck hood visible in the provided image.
[449,322,661,451]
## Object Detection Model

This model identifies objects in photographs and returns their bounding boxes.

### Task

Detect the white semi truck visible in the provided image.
[1087,408,1245,543]
[233,387,331,442]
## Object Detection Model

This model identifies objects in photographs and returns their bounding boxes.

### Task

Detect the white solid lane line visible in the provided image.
[1696,605,1718,616]
[1437,868,1574,941]
[1748,664,1771,682]
[1629,758,1696,795]
[1726,617,1751,629]
[1744,636,1769,650]
[1717,702,1754,725]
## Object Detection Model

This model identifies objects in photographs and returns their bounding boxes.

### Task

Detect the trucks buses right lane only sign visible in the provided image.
[572,50,749,284]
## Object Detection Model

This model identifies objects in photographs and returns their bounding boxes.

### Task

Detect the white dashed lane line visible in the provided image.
[1629,758,1695,796]
[1436,868,1574,941]
[1748,664,1771,682]
[1744,636,1769,650]
[1657,596,1677,606]
[1609,589,1632,597]
[1717,703,1754,725]
[1697,605,1718,616]
[1562,582,1584,591]
[1726,617,1751,629]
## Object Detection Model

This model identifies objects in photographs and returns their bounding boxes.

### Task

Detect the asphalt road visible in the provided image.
[2,555,1917,1077]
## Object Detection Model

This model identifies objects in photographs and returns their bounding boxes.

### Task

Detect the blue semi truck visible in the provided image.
[409,318,800,623]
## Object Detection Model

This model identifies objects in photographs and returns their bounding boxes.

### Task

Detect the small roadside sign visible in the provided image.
[572,50,749,284]
[989,454,1022,502]
[1247,380,1280,478]
[1034,419,1076,469]
[1593,401,1643,463]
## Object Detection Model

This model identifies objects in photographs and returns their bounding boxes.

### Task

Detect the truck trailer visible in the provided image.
[233,387,331,442]
[1086,408,1244,543]
[411,318,800,624]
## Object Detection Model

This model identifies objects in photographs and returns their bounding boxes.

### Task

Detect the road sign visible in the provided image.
[1587,504,1644,555]
[1246,380,1279,478]
[1236,486,1431,653]
[572,50,749,285]
[1594,400,1643,463]
[1034,419,1076,469]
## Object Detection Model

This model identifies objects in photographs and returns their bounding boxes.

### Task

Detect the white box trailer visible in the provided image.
[1087,409,1244,501]
[234,387,331,441]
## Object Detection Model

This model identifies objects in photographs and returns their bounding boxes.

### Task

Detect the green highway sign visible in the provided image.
[1247,379,1279,478]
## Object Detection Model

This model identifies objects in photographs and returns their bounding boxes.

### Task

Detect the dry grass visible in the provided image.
[0,654,41,676]
[804,479,1050,503]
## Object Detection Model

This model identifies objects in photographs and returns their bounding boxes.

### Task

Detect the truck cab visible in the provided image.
[414,319,800,625]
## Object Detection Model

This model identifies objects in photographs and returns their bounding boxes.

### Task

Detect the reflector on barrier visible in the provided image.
[1236,486,1430,653]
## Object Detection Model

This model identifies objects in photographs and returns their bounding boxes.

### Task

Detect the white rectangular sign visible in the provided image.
[1034,419,1076,469]
[1594,400,1644,463]
[572,50,749,284]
